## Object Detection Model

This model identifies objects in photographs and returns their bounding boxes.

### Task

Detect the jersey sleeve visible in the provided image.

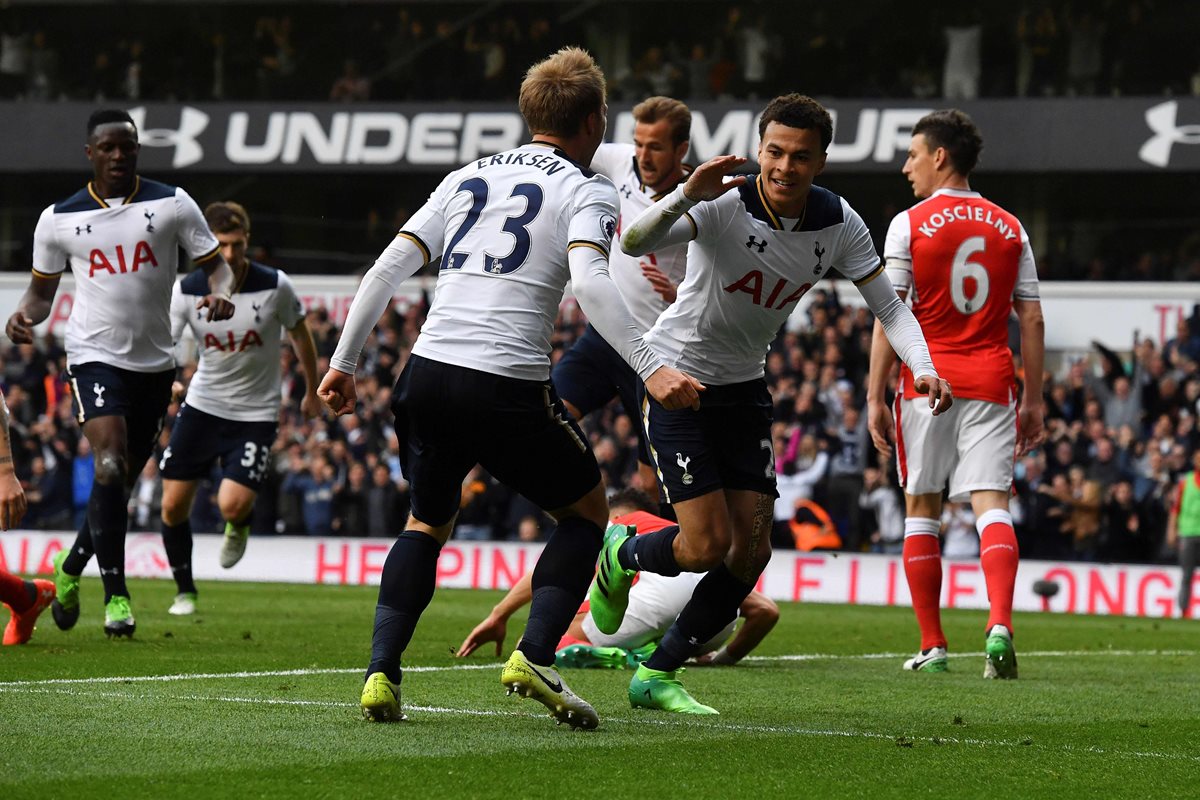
[589,143,632,182]
[174,188,221,264]
[687,188,739,244]
[396,176,452,265]
[836,201,883,285]
[274,271,306,329]
[1013,222,1040,301]
[882,210,913,293]
[566,175,620,257]
[31,206,67,277]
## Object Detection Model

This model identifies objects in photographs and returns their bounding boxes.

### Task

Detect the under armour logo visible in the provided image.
[620,185,632,199]
[813,241,826,275]
[1139,100,1200,168]
[99,566,120,576]
[252,302,262,323]
[144,210,156,232]
[676,452,694,486]
[688,635,702,646]
[93,383,107,408]
[746,236,768,253]
[75,225,92,235]
[127,105,210,169]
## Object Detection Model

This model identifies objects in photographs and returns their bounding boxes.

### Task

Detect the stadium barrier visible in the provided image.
[3,531,1193,620]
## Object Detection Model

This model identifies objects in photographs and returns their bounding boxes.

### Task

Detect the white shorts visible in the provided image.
[581,571,738,653]
[895,395,1016,503]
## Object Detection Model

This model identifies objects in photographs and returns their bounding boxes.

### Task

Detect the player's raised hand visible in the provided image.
[196,294,235,322]
[645,366,705,411]
[317,368,357,416]
[5,312,34,345]
[914,374,953,416]
[866,399,896,459]
[300,392,324,420]
[683,155,748,202]
[641,263,677,303]
[456,613,506,658]
[1015,402,1046,457]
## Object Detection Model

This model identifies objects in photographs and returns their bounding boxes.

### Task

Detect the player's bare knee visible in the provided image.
[679,529,732,570]
[161,500,189,526]
[220,497,253,525]
[93,451,127,486]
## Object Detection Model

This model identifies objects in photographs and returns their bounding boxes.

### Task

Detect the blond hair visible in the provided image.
[519,47,606,137]
[632,96,691,146]
[204,200,251,236]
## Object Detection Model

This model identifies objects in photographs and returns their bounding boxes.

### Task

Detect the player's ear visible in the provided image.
[815,152,827,175]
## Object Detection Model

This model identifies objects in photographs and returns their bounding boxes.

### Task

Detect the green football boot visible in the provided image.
[554,643,629,670]
[588,523,636,635]
[629,664,718,715]
[103,596,136,639]
[360,672,405,722]
[625,640,658,668]
[50,548,81,631]
[983,624,1018,679]
[219,522,250,569]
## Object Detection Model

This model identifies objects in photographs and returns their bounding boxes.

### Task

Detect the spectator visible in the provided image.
[330,58,370,102]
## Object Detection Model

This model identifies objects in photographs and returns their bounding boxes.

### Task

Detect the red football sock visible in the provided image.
[0,568,34,613]
[978,509,1019,633]
[903,519,945,650]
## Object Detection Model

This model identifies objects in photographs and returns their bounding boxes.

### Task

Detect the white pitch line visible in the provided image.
[0,648,1193,689]
[2,684,1196,765]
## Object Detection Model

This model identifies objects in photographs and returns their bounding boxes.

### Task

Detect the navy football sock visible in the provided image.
[161,520,197,595]
[517,516,603,666]
[366,531,442,684]
[61,521,94,576]
[646,563,752,672]
[88,481,130,603]
[618,525,681,576]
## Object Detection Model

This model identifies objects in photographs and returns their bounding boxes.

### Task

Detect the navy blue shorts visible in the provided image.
[552,324,651,466]
[67,362,174,473]
[640,378,778,504]
[393,354,602,527]
[159,403,277,491]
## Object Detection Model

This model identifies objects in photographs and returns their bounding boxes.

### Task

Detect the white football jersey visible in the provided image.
[646,177,881,385]
[401,141,619,381]
[171,262,304,422]
[590,143,689,333]
[32,177,219,372]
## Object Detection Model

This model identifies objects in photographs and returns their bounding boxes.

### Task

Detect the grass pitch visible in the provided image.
[1,577,1197,799]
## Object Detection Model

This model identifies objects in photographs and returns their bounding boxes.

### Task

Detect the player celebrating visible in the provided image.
[5,109,234,638]
[598,94,952,713]
[554,96,692,494]
[1,390,55,646]
[318,47,702,729]
[866,109,1044,678]
[158,201,321,616]
[456,489,780,667]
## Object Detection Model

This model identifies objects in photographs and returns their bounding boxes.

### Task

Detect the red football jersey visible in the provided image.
[883,188,1038,405]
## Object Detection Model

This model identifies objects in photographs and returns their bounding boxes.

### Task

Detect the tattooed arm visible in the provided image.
[0,392,27,530]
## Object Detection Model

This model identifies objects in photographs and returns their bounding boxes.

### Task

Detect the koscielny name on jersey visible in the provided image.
[917,204,1018,241]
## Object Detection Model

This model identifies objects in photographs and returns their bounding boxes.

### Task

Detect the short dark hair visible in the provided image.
[912,109,983,176]
[87,109,137,139]
[204,201,251,236]
[758,94,833,151]
[608,487,657,515]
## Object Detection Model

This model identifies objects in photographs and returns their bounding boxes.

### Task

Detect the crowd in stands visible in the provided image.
[4,281,1197,568]
[0,1,1195,105]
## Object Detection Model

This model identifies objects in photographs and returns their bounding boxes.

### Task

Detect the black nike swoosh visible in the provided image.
[528,664,563,693]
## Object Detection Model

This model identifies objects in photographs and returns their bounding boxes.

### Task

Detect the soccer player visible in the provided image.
[1,390,56,646]
[866,109,1045,678]
[597,94,952,713]
[318,47,702,729]
[554,96,692,493]
[5,109,235,638]
[158,201,321,616]
[456,489,780,667]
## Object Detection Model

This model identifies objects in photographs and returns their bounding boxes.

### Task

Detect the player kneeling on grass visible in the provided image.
[158,201,321,615]
[457,489,780,669]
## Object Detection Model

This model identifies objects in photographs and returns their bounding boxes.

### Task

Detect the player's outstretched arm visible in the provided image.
[456,572,534,658]
[693,591,779,666]
[621,155,746,256]
[857,270,952,415]
[866,305,903,459]
[1014,299,1046,456]
[5,274,60,345]
[0,393,26,530]
[196,256,236,322]
[287,319,323,419]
